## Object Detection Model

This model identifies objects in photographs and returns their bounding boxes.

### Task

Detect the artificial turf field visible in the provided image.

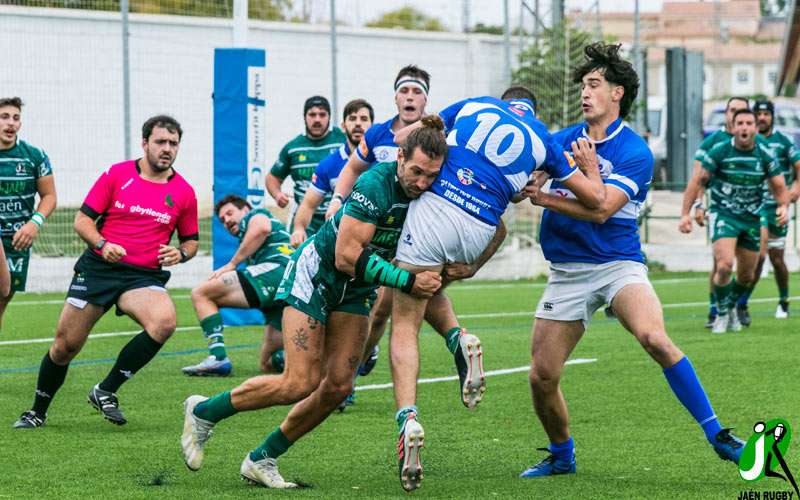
[1,272,798,499]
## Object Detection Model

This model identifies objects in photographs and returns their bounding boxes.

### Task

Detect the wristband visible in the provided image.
[332,193,344,204]
[691,200,705,211]
[179,248,190,263]
[30,212,45,227]
[354,248,415,293]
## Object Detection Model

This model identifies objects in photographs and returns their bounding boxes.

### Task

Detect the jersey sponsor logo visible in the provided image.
[15,163,26,174]
[358,138,369,158]
[0,200,23,213]
[115,200,125,209]
[129,204,172,225]
[457,168,474,186]
[350,191,378,212]
[311,173,318,184]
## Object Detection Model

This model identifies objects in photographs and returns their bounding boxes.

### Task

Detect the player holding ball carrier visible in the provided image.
[14,115,198,429]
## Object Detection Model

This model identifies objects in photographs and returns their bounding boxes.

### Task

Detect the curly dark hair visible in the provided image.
[214,194,250,216]
[572,43,639,119]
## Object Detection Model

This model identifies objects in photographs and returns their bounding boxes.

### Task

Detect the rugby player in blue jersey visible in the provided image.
[520,42,745,479]
[384,86,606,491]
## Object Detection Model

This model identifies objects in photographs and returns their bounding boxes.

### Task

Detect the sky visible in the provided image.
[300,0,666,29]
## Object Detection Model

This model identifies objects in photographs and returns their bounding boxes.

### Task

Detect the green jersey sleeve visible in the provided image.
[701,143,722,174]
[35,151,53,179]
[343,175,386,225]
[785,135,800,166]
[694,132,719,162]
[760,145,783,178]
[270,144,291,179]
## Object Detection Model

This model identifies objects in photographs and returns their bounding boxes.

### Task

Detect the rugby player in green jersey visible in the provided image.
[182,194,294,376]
[266,95,345,236]
[681,108,790,333]
[737,100,800,319]
[181,117,446,489]
[682,97,749,328]
[0,97,57,328]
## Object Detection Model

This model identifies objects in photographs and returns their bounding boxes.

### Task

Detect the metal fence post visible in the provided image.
[121,0,130,160]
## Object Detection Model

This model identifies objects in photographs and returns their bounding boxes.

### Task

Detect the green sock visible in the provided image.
[730,280,748,306]
[270,349,285,373]
[709,292,717,313]
[250,427,293,461]
[444,327,462,355]
[714,281,734,315]
[395,405,418,431]
[779,287,789,302]
[200,313,227,360]
[194,390,237,423]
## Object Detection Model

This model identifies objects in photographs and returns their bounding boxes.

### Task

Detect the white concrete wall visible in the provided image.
[0,6,515,214]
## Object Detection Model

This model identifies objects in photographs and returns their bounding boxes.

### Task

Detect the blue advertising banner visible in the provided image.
[213,48,266,326]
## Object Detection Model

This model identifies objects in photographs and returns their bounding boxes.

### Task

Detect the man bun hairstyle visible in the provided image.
[215,194,251,215]
[142,114,182,140]
[401,115,447,162]
[573,42,639,119]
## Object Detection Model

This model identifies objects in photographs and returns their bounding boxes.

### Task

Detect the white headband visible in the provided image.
[395,78,429,97]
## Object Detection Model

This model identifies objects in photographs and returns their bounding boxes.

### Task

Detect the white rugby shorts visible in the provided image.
[395,192,497,267]
[535,260,651,326]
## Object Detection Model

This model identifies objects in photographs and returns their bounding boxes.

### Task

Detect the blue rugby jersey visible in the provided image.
[435,96,577,226]
[310,142,351,195]
[540,118,653,264]
[355,116,398,165]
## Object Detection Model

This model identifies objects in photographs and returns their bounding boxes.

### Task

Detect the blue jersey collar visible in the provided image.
[580,117,625,144]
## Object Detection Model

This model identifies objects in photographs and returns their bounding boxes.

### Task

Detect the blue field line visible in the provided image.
[0,343,261,375]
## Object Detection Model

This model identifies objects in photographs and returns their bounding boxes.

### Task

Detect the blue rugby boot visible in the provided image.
[358,345,380,376]
[713,428,745,464]
[520,447,576,478]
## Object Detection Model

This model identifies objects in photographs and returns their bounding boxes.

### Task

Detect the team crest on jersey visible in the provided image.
[165,194,174,207]
[457,168,475,186]
[15,163,25,174]
[377,150,390,161]
[299,154,307,161]
[311,173,318,183]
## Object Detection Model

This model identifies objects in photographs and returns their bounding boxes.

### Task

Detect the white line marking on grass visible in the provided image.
[0,326,200,346]
[8,276,707,306]
[355,358,597,391]
[4,294,796,348]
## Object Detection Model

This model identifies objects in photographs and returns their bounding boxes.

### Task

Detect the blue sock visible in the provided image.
[736,286,754,307]
[709,292,718,315]
[548,437,574,462]
[663,357,722,443]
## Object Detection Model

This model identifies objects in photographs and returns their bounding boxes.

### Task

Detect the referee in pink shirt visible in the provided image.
[14,115,199,429]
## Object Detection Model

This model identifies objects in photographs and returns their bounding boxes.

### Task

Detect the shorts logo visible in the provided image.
[542,302,553,311]
[457,168,475,186]
[403,233,413,246]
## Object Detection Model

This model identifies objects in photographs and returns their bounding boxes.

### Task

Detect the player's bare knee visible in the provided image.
[321,378,353,404]
[50,338,79,363]
[715,262,733,282]
[190,286,207,307]
[529,365,560,393]
[147,316,177,342]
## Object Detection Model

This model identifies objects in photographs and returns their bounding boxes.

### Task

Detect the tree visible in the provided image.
[512,21,595,130]
[366,7,446,32]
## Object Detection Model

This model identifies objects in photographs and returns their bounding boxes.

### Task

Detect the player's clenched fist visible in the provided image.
[410,270,441,298]
[678,214,693,234]
[101,242,127,263]
[290,230,307,248]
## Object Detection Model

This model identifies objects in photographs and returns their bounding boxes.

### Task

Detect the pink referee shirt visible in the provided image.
[81,160,199,269]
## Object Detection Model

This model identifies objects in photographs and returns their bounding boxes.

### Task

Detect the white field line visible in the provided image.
[2,294,796,348]
[355,358,597,391]
[7,276,707,307]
